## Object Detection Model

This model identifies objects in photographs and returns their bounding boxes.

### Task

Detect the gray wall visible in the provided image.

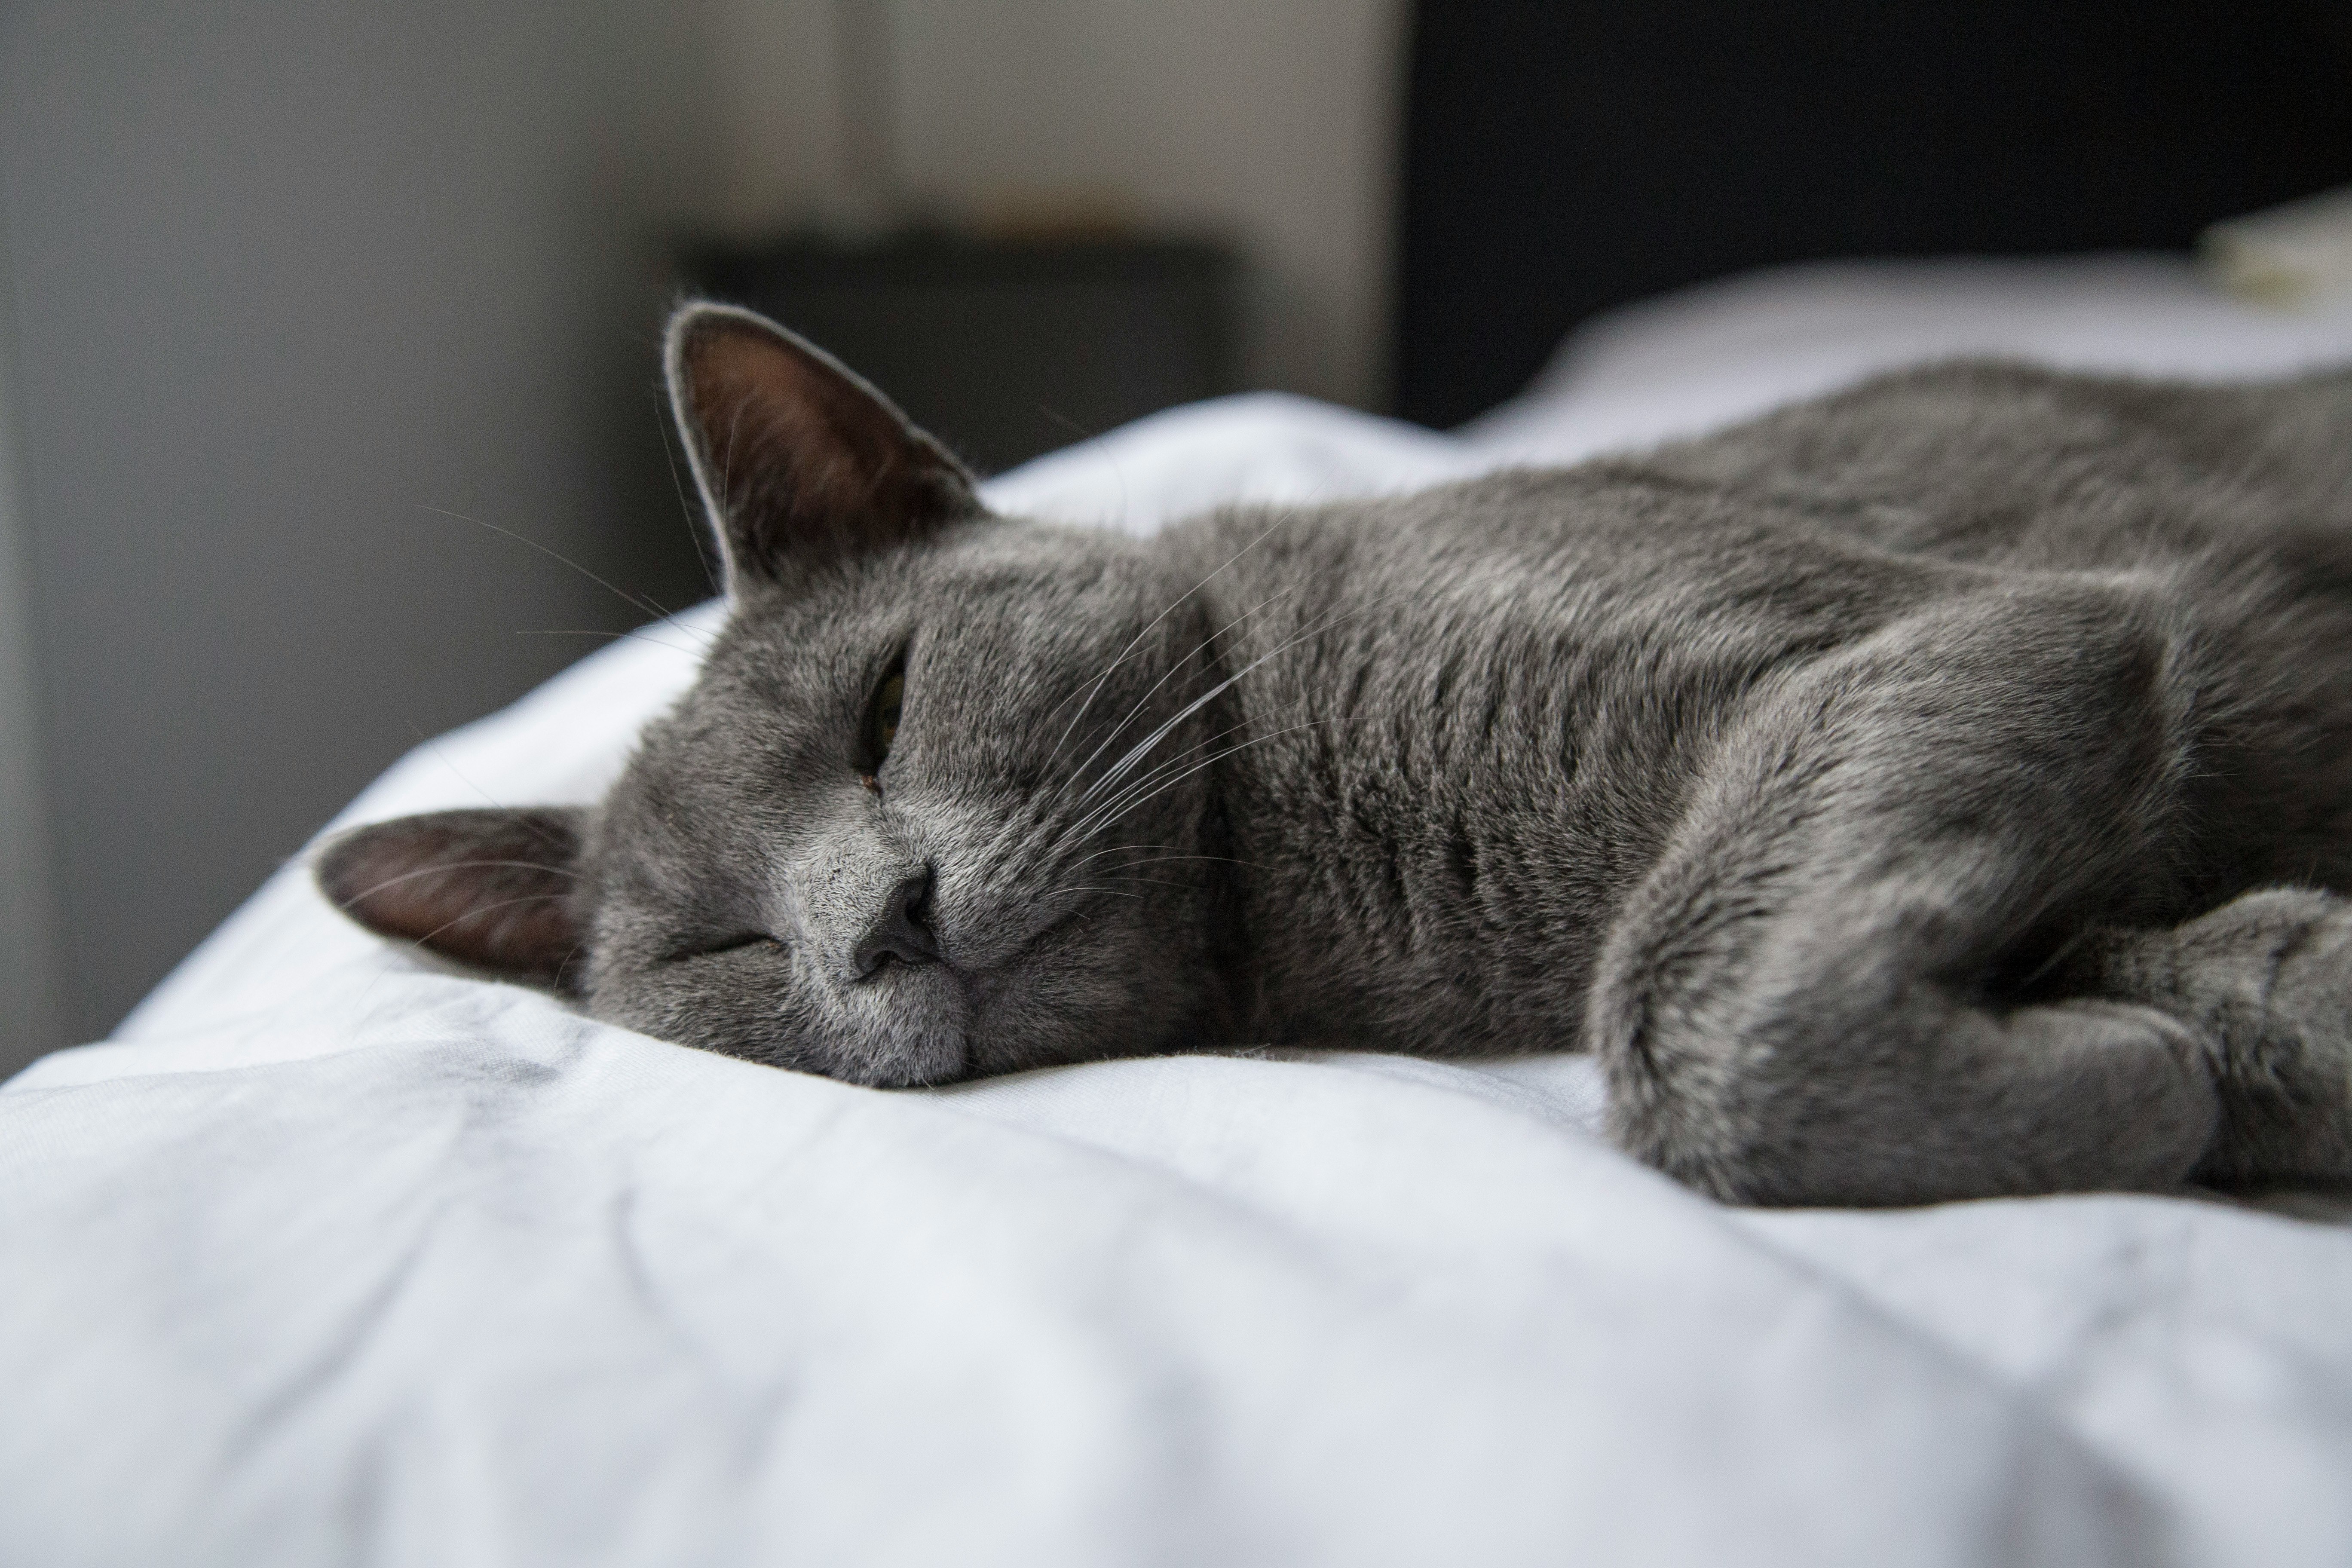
[0,196,67,1062]
[0,0,1407,1063]
[0,0,720,1052]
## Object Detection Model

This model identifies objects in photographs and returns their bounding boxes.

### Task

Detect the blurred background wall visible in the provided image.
[0,207,65,1058]
[0,0,1410,1066]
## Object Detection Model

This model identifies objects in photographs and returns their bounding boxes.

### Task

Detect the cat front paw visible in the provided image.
[2089,887,2352,1185]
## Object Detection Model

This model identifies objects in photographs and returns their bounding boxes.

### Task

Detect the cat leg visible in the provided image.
[1587,589,2223,1206]
[2069,889,2352,1188]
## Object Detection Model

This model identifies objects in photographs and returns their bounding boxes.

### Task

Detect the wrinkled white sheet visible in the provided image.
[9,258,2352,1568]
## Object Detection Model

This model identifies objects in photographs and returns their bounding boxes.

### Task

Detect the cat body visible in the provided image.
[323,304,2352,1205]
[1198,368,2352,1047]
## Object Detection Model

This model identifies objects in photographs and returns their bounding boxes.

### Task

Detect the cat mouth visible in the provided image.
[863,892,1111,1083]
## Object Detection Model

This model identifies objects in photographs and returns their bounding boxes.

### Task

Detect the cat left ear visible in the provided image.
[665,301,984,595]
[315,808,591,991]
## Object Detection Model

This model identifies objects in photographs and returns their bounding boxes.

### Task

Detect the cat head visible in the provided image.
[318,303,1237,1084]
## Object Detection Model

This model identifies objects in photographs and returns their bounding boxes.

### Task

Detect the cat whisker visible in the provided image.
[333,859,582,910]
[1051,468,1392,793]
[719,404,744,530]
[1041,505,1307,775]
[1044,710,1280,861]
[400,894,571,956]
[1069,850,1264,872]
[655,386,724,601]
[1045,588,1299,835]
[1041,450,1373,775]
[1037,404,1130,533]
[418,504,679,628]
[519,628,711,660]
[403,724,578,857]
[1039,727,1332,908]
[1059,586,1416,836]
[1066,842,1259,868]
[1052,575,1311,814]
[1056,719,1350,860]
[1065,839,1192,860]
[1073,695,1304,818]
[1038,507,1298,755]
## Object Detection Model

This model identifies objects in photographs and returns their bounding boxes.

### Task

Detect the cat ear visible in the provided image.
[664,301,984,594]
[315,808,590,991]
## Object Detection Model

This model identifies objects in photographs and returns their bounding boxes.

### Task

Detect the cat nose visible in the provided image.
[853,869,940,976]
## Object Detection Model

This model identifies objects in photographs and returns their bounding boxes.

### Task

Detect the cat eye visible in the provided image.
[869,668,905,765]
[680,932,778,962]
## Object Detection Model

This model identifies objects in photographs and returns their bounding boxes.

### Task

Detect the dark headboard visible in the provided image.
[1395,1,2352,427]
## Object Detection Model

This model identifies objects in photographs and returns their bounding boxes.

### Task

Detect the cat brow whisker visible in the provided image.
[1046,459,1375,786]
[1073,693,1305,818]
[1056,718,1351,859]
[1046,726,1332,896]
[1047,708,1283,857]
[858,447,900,507]
[1041,506,1301,747]
[335,859,582,909]
[1068,850,1265,872]
[1068,573,1385,806]
[1066,840,1191,860]
[654,387,723,600]
[1059,587,1415,836]
[404,723,576,857]
[721,404,742,508]
[1038,404,1129,531]
[418,504,677,628]
[519,628,711,660]
[1041,505,1307,773]
[1054,574,1311,814]
[1040,574,1317,843]
[405,894,570,955]
[1065,842,1264,869]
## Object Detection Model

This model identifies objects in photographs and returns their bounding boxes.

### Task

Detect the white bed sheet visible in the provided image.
[9,258,2352,1568]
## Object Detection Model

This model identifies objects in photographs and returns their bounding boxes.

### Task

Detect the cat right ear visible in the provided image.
[315,807,590,991]
[664,301,984,596]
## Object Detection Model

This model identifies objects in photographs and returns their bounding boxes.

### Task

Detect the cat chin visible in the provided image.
[825,1030,969,1089]
[818,962,974,1086]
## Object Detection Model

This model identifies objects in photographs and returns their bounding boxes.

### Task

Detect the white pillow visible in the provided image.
[1461,254,2352,464]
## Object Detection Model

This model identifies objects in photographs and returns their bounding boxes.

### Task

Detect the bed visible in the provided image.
[6,257,2352,1565]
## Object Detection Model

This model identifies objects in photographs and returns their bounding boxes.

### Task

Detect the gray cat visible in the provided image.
[320,300,2352,1207]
